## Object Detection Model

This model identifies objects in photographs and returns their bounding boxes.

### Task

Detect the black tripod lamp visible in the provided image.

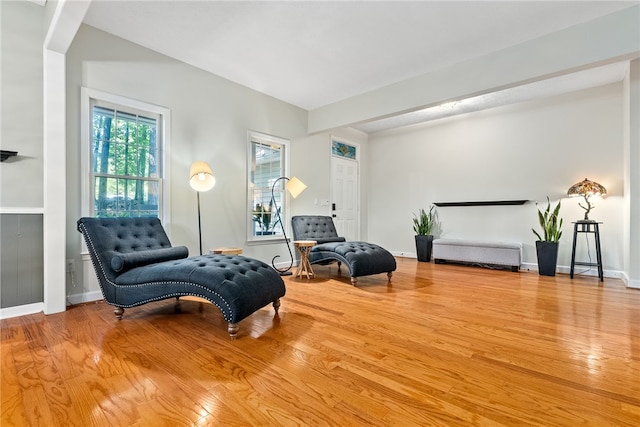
[189,161,216,255]
[567,178,606,222]
[271,176,307,275]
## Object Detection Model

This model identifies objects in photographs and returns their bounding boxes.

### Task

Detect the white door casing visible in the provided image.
[331,141,359,241]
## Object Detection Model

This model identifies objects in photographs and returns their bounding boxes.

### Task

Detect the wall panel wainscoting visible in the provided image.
[0,212,44,310]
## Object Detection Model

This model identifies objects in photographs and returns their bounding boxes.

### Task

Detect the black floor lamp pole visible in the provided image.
[271,177,294,275]
[196,191,203,256]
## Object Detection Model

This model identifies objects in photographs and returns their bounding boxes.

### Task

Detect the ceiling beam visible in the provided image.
[44,0,91,53]
[308,5,640,134]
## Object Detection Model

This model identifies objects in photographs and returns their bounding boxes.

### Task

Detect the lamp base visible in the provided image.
[278,270,293,276]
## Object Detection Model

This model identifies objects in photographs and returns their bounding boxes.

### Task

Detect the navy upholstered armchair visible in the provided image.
[291,215,396,285]
[78,217,285,339]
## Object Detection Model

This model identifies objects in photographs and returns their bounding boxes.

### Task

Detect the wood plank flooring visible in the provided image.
[2,258,639,426]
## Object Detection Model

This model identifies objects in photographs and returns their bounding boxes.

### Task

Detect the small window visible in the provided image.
[332,138,357,159]
[247,132,289,241]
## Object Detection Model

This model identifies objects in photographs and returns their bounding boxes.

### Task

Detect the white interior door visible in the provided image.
[331,156,359,241]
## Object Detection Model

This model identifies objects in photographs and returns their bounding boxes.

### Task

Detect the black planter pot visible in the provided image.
[415,235,434,262]
[536,241,559,276]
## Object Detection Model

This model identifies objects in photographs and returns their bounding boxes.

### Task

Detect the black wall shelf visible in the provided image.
[433,200,528,207]
[1,150,18,162]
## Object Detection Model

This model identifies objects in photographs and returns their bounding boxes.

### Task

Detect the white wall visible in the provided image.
[290,134,333,217]
[65,25,308,297]
[291,128,370,238]
[0,0,44,208]
[367,83,624,275]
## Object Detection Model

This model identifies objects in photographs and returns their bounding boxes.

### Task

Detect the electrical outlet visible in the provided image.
[66,259,74,273]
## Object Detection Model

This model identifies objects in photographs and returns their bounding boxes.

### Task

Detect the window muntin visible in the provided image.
[90,104,161,218]
[248,132,289,241]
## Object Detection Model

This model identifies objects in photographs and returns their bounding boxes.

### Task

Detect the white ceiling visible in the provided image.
[81,0,638,133]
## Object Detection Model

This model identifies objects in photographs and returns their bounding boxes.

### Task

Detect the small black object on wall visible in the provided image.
[1,150,18,162]
[433,200,528,207]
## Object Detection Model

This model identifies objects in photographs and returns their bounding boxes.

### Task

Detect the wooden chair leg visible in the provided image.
[114,306,124,319]
[228,323,239,340]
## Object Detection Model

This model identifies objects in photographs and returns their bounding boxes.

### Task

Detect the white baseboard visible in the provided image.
[491,262,625,279]
[622,272,640,289]
[395,257,625,280]
[0,292,103,320]
[67,290,103,306]
[0,302,44,319]
[392,251,417,258]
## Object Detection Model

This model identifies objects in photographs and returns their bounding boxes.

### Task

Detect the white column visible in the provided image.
[42,0,91,313]
[624,59,640,288]
[42,48,67,313]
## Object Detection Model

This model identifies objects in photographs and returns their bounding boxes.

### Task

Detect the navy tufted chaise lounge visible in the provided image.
[78,217,285,339]
[291,215,396,285]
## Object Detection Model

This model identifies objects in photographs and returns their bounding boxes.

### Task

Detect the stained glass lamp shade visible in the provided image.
[567,178,606,221]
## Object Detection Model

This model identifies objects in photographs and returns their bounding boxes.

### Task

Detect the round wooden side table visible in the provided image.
[210,247,243,255]
[293,240,316,279]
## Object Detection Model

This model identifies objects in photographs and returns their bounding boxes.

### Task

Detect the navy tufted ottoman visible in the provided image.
[292,215,397,285]
[310,241,397,285]
[78,217,285,339]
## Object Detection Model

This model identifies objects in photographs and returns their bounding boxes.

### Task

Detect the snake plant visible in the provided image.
[532,197,563,242]
[413,205,435,235]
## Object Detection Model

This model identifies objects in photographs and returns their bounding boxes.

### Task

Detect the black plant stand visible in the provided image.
[570,221,603,281]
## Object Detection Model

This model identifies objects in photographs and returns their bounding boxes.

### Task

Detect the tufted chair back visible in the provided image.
[77,217,187,302]
[291,216,347,244]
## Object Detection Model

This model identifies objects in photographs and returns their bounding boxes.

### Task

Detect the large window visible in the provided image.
[248,132,289,241]
[82,88,170,221]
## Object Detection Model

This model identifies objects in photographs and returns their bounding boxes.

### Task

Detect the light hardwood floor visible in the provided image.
[2,258,639,426]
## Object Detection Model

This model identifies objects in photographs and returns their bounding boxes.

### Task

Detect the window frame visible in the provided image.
[246,131,290,244]
[81,87,171,225]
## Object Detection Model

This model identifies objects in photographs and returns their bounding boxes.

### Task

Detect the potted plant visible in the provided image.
[253,201,274,235]
[413,205,436,262]
[532,197,563,276]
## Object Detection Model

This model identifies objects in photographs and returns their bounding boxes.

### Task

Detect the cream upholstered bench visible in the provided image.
[433,238,522,272]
